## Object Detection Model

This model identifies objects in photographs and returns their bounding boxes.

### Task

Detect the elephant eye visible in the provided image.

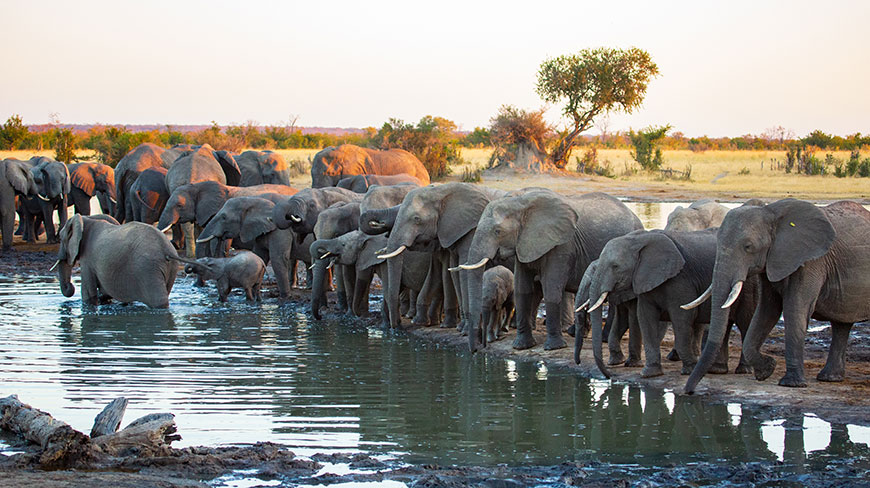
[494,228,501,236]
[414,216,422,224]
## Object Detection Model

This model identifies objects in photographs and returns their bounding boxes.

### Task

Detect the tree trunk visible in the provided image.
[0,395,94,468]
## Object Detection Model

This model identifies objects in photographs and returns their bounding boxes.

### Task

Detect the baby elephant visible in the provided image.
[173,251,266,302]
[481,265,515,346]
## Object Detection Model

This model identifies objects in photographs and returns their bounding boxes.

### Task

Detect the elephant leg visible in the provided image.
[542,282,567,351]
[253,282,262,301]
[440,255,459,329]
[625,302,642,367]
[269,241,291,299]
[1,204,13,250]
[561,291,575,334]
[218,279,230,302]
[41,203,57,243]
[290,260,299,288]
[709,323,734,374]
[638,300,667,378]
[399,289,411,317]
[670,310,701,375]
[413,257,439,326]
[182,222,196,258]
[778,287,823,388]
[512,265,539,350]
[340,265,355,314]
[602,307,614,343]
[607,305,628,365]
[742,288,784,382]
[353,272,373,317]
[407,289,418,321]
[666,347,681,362]
[244,284,254,301]
[817,321,853,382]
[502,296,515,333]
[79,269,99,307]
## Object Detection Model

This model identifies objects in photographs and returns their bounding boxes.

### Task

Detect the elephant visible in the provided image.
[310,144,430,188]
[336,174,423,193]
[308,201,361,316]
[480,265,515,346]
[19,157,71,243]
[586,228,755,379]
[461,190,643,352]
[357,183,421,235]
[67,162,116,216]
[128,167,170,224]
[378,183,507,329]
[0,158,39,250]
[113,143,187,223]
[171,251,266,302]
[197,196,313,299]
[684,199,870,393]
[309,230,431,324]
[54,214,178,308]
[271,187,362,240]
[235,150,293,186]
[664,199,729,232]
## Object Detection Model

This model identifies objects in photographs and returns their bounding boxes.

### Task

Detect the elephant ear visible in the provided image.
[5,160,35,195]
[516,192,577,263]
[765,199,835,283]
[134,190,159,211]
[214,151,241,187]
[437,184,492,249]
[240,202,277,243]
[632,232,686,295]
[358,234,388,271]
[60,214,84,264]
[195,186,228,227]
[70,165,95,196]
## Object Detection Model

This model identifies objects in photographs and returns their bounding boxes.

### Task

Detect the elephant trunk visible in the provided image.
[466,266,485,352]
[684,267,741,394]
[272,198,297,230]
[574,298,589,364]
[58,261,75,298]
[310,260,329,320]
[359,206,400,235]
[386,253,404,328]
[588,278,612,378]
[157,208,179,233]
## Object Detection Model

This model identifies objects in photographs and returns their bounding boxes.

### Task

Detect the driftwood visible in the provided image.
[0,395,179,468]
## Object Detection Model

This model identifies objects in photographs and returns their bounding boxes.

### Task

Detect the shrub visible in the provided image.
[846,150,860,176]
[629,125,671,171]
[53,128,78,163]
[285,157,309,177]
[0,114,29,150]
[859,158,870,178]
[460,167,483,183]
[738,167,750,175]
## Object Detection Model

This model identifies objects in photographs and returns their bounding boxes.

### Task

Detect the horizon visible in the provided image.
[2,0,868,138]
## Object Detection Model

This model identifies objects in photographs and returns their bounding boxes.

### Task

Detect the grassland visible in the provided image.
[3,148,867,203]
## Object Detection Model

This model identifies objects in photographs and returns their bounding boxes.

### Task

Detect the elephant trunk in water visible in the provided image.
[465,266,485,352]
[310,259,329,320]
[57,261,75,298]
[587,274,612,379]
[684,263,744,394]
[359,206,400,235]
[385,253,404,327]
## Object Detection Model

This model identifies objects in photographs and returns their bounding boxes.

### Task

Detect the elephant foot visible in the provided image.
[543,335,567,351]
[608,350,625,366]
[440,311,459,329]
[412,315,432,327]
[666,348,680,362]
[681,362,698,375]
[753,355,777,381]
[513,332,537,350]
[624,356,643,368]
[817,367,845,382]
[778,371,808,388]
[642,365,664,378]
[566,324,575,337]
[735,362,753,374]
[457,319,467,334]
[486,332,499,344]
[708,362,729,375]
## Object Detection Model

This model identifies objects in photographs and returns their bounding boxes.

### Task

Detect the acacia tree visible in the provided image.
[535,47,659,169]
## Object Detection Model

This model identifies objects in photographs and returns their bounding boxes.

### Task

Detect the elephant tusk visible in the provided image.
[308,262,317,270]
[195,234,215,243]
[37,194,51,201]
[159,224,173,233]
[49,260,60,272]
[326,260,335,270]
[289,215,302,223]
[459,257,489,270]
[448,266,461,272]
[681,284,713,310]
[587,292,609,312]
[109,197,117,203]
[720,280,744,309]
[319,251,332,260]
[575,299,590,313]
[377,245,406,259]
[368,220,384,228]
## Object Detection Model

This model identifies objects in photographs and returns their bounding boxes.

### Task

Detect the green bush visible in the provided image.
[629,125,671,171]
[0,115,29,150]
[53,128,78,163]
[859,158,870,178]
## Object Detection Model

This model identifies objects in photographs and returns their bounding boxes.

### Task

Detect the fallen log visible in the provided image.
[90,397,128,438]
[93,413,180,456]
[0,395,94,468]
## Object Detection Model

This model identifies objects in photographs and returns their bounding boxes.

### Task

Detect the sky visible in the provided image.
[1,0,868,137]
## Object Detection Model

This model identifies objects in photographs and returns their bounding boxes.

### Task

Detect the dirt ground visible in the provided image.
[2,179,870,487]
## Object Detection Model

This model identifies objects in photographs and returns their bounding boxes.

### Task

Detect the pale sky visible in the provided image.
[2,0,868,137]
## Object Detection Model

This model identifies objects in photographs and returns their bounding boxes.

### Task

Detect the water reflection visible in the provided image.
[0,276,869,470]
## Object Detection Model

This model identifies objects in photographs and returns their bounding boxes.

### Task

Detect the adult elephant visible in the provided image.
[336,174,423,193]
[0,158,39,250]
[128,167,170,224]
[311,144,430,188]
[53,214,178,308]
[357,183,421,235]
[664,199,729,232]
[683,199,870,394]
[461,191,643,351]
[113,143,186,223]
[68,162,116,216]
[271,187,362,240]
[235,150,292,186]
[19,157,71,243]
[586,229,754,379]
[198,196,312,299]
[377,183,506,329]
[310,230,430,325]
[308,201,361,317]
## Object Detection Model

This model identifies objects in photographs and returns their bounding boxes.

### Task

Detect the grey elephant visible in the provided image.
[308,201,361,317]
[128,167,170,224]
[54,214,178,308]
[480,265,515,346]
[272,187,362,239]
[113,143,187,223]
[461,191,643,352]
[68,162,116,216]
[311,144,430,188]
[0,158,39,250]
[336,174,423,193]
[197,196,313,299]
[664,199,729,232]
[357,183,422,235]
[586,228,754,379]
[235,150,293,186]
[684,199,870,394]
[378,183,507,330]
[19,157,71,243]
[171,251,266,302]
[309,230,431,325]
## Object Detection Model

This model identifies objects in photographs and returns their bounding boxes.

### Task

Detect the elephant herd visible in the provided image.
[3,143,869,396]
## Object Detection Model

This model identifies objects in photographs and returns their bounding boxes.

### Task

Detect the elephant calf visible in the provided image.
[481,265,515,347]
[172,251,266,302]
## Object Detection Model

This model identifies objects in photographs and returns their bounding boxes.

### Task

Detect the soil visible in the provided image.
[2,200,870,487]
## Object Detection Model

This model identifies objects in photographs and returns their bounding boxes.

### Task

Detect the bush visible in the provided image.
[738,167,750,175]
[630,125,671,171]
[53,128,78,163]
[285,157,309,178]
[859,158,870,178]
[0,114,29,150]
[460,167,483,183]
[846,150,861,176]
